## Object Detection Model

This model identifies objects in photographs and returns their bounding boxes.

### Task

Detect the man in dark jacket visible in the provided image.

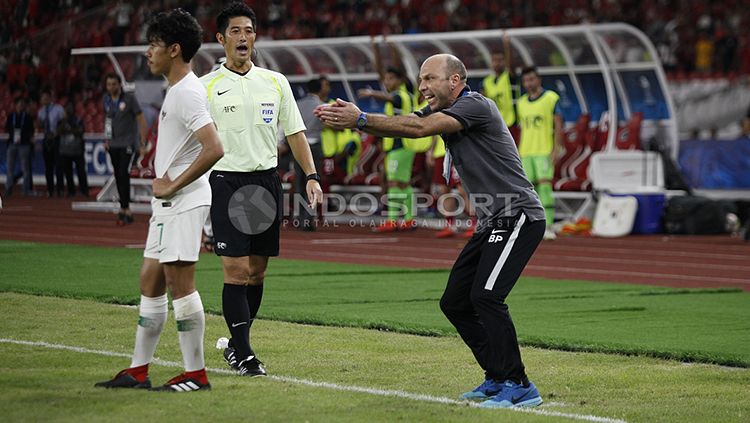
[5,97,35,196]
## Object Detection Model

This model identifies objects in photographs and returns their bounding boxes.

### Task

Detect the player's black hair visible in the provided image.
[104,72,121,84]
[386,66,405,79]
[307,75,329,94]
[521,66,539,77]
[146,8,203,62]
[217,2,257,35]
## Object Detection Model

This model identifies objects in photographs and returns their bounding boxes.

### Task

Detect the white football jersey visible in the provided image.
[152,72,214,216]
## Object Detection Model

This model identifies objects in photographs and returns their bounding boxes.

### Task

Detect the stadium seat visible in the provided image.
[615,112,643,150]
[344,136,382,186]
[131,118,158,179]
[553,119,605,192]
[410,152,429,192]
[281,170,296,185]
[322,156,347,186]
[554,113,590,182]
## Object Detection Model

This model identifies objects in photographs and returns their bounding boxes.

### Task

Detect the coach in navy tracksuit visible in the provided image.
[316,53,546,409]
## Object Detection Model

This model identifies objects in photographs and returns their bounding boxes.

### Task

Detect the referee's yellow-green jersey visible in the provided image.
[516,89,560,157]
[200,65,306,172]
[482,71,515,126]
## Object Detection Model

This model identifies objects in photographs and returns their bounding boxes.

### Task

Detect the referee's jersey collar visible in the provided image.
[220,63,256,80]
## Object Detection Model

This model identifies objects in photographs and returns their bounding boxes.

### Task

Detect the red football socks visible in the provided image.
[127,364,149,382]
[185,368,209,384]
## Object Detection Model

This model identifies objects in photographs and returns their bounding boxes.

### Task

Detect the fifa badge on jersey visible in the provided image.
[260,102,275,123]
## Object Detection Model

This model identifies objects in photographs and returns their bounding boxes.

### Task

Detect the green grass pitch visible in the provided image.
[0,240,748,422]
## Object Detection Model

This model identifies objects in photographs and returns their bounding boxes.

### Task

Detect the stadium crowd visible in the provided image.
[0,1,743,177]
[2,0,750,131]
[0,1,747,176]
[2,1,748,238]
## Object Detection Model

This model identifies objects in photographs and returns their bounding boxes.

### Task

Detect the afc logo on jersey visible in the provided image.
[259,102,275,123]
[222,105,237,113]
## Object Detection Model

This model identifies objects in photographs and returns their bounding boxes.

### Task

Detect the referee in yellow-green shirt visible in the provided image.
[516,66,563,240]
[199,2,322,377]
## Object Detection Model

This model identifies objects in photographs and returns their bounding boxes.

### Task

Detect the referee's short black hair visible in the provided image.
[146,8,203,63]
[307,75,328,93]
[217,2,257,35]
[521,66,539,77]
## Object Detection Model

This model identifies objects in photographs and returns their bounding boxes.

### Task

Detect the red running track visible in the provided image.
[2,196,749,291]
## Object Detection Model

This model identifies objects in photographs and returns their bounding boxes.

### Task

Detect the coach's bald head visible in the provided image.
[419,54,468,110]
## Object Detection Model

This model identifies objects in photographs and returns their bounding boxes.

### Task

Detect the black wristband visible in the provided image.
[305,172,321,182]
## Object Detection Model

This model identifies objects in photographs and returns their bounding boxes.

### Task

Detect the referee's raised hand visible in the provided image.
[306,179,323,209]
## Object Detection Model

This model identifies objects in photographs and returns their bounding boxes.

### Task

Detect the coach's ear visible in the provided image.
[216,32,225,45]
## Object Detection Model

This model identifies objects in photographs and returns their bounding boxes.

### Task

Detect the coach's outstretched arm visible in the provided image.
[315,99,462,140]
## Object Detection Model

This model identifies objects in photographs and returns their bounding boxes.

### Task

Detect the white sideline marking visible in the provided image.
[0,338,627,423]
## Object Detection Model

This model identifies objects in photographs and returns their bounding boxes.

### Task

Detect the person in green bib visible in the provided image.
[321,115,362,186]
[320,84,362,189]
[517,66,563,240]
[481,33,516,128]
[358,37,417,232]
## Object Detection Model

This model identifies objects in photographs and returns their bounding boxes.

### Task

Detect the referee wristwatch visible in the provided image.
[306,172,321,183]
[356,112,368,129]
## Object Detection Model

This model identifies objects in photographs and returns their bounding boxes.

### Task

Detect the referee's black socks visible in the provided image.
[246,284,264,330]
[222,284,253,359]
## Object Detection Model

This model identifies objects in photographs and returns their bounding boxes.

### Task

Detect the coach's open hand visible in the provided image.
[314,98,360,130]
[152,175,175,199]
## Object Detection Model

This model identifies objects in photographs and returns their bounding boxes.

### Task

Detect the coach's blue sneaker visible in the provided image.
[459,377,504,401]
[478,380,543,408]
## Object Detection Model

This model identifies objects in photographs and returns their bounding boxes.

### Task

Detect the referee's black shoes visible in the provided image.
[237,356,267,377]
[224,345,267,377]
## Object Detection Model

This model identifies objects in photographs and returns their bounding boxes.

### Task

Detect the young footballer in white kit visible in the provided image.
[95,8,224,392]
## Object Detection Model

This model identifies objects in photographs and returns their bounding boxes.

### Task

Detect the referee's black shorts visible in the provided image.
[209,168,282,257]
